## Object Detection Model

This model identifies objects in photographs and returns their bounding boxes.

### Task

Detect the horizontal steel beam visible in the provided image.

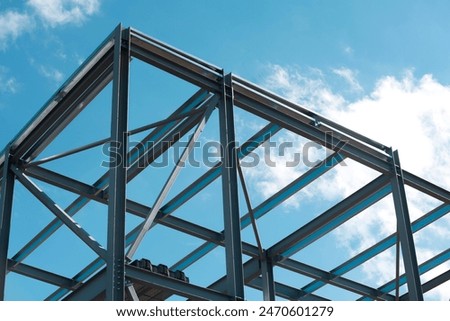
[278,258,395,300]
[129,30,222,93]
[126,265,232,301]
[24,165,106,200]
[403,170,450,204]
[8,260,78,290]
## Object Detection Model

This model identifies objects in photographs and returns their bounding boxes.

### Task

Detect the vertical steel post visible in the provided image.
[0,148,15,300]
[219,73,244,300]
[390,150,423,300]
[261,253,275,301]
[106,25,130,301]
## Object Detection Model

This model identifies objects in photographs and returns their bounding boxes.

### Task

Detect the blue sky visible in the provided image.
[1,1,450,301]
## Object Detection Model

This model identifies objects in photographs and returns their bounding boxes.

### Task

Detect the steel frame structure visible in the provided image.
[1,25,449,301]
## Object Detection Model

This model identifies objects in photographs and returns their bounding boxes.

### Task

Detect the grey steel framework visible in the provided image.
[0,25,449,301]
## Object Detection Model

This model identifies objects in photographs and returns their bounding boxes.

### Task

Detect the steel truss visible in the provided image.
[0,25,449,301]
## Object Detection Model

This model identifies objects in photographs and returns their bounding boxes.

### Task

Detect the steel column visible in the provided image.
[390,150,423,300]
[106,25,130,301]
[219,73,244,299]
[0,149,14,300]
[261,253,275,301]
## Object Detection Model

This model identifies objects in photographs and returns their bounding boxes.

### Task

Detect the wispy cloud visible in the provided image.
[38,65,64,83]
[0,10,34,50]
[343,45,354,56]
[0,1,101,50]
[27,0,101,27]
[257,64,450,299]
[0,66,19,93]
[332,67,363,92]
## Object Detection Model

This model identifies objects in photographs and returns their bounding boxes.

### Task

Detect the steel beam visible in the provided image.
[389,150,423,300]
[232,79,392,174]
[8,260,78,290]
[106,26,131,301]
[24,165,106,200]
[219,73,244,299]
[129,29,222,93]
[232,76,388,152]
[278,258,395,300]
[403,170,450,204]
[0,150,14,300]
[11,33,116,164]
[127,265,233,301]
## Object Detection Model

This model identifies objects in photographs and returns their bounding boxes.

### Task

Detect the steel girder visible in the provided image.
[0,24,448,301]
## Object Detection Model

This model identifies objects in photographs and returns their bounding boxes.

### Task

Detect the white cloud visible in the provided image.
[27,0,100,27]
[0,1,100,51]
[0,10,33,50]
[326,71,450,186]
[264,64,346,112]
[257,64,450,299]
[332,67,363,92]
